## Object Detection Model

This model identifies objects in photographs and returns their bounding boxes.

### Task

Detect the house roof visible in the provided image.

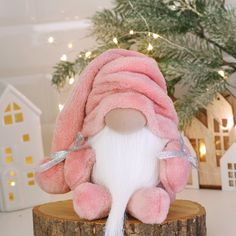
[221,143,236,162]
[0,81,41,115]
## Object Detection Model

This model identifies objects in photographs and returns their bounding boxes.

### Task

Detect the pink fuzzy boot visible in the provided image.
[73,182,112,220]
[127,187,170,224]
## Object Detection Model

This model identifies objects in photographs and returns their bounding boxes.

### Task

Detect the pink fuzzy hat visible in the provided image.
[51,49,179,152]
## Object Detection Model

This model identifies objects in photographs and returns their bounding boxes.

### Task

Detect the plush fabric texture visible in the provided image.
[36,49,191,228]
[51,48,179,152]
[127,187,170,224]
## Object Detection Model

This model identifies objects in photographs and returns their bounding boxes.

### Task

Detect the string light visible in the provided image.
[68,77,75,85]
[153,33,159,39]
[68,43,73,49]
[218,70,225,78]
[147,43,153,51]
[113,37,118,45]
[85,51,92,58]
[129,30,134,35]
[48,36,54,44]
[9,180,16,187]
[60,54,67,61]
[58,104,64,111]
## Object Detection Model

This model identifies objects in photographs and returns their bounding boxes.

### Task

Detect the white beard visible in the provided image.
[88,126,167,236]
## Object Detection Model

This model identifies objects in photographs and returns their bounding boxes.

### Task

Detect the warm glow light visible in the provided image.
[9,180,16,187]
[199,142,206,159]
[60,54,67,61]
[68,77,75,85]
[147,43,153,51]
[153,33,159,39]
[218,70,225,78]
[58,104,64,111]
[113,37,118,44]
[68,43,73,49]
[129,30,134,35]
[85,51,92,58]
[48,36,54,43]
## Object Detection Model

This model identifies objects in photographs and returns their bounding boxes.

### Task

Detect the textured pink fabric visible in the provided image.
[128,187,170,224]
[64,148,96,190]
[160,141,191,193]
[51,49,179,152]
[36,158,70,194]
[73,182,112,220]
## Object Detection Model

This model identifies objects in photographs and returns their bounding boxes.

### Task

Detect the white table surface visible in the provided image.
[1,189,236,236]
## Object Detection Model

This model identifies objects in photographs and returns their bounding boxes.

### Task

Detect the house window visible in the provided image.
[3,102,24,126]
[8,192,15,201]
[190,138,206,162]
[4,147,13,164]
[25,156,33,164]
[227,162,236,188]
[22,134,30,142]
[213,118,230,167]
[27,172,35,186]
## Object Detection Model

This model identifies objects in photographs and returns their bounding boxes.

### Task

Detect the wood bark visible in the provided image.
[33,199,206,236]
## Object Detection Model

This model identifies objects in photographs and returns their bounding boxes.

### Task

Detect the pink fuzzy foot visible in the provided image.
[73,182,112,220]
[127,187,170,224]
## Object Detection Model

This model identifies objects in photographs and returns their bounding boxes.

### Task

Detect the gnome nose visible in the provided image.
[105,108,147,134]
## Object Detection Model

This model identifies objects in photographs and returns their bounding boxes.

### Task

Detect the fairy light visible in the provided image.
[48,36,54,43]
[58,104,64,111]
[218,70,225,78]
[129,30,134,35]
[60,54,67,61]
[113,37,118,45]
[68,43,73,49]
[85,51,92,58]
[153,33,159,39]
[147,43,153,51]
[68,77,75,85]
[9,180,16,187]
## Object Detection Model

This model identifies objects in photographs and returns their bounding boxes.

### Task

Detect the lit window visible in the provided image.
[15,113,24,122]
[4,115,13,125]
[27,171,35,186]
[5,104,11,112]
[28,180,35,186]
[8,180,16,187]
[5,147,12,154]
[5,156,13,164]
[3,102,24,125]
[190,138,206,162]
[22,134,30,142]
[13,102,20,110]
[9,170,16,177]
[9,192,14,201]
[25,156,33,164]
[27,172,34,178]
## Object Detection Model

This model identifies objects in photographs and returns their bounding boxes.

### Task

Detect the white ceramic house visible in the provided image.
[220,143,236,191]
[0,82,47,211]
[185,94,236,188]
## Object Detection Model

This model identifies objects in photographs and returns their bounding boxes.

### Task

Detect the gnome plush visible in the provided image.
[36,49,193,236]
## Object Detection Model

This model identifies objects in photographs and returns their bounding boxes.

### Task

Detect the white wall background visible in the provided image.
[0,0,112,154]
[0,0,235,154]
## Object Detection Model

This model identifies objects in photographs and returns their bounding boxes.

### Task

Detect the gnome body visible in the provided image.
[36,49,191,236]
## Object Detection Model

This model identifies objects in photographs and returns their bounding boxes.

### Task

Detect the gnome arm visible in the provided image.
[159,142,191,194]
[36,157,70,194]
[64,148,96,190]
[36,148,96,194]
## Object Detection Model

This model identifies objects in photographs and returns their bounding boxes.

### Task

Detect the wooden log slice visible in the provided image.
[33,199,206,236]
